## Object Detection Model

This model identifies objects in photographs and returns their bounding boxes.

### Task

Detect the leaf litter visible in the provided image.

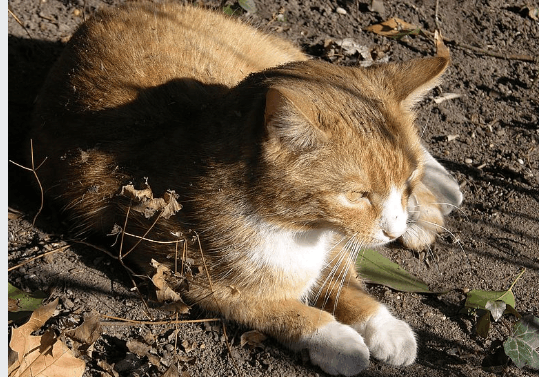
[8,298,86,377]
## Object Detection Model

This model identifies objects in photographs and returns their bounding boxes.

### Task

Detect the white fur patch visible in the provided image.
[421,146,463,215]
[378,187,408,242]
[294,321,370,376]
[247,220,335,298]
[352,305,417,366]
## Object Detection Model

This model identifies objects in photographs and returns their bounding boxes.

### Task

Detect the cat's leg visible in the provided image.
[400,146,463,250]
[197,293,370,376]
[313,263,417,367]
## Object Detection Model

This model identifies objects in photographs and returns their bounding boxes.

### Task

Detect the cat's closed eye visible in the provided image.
[343,191,370,205]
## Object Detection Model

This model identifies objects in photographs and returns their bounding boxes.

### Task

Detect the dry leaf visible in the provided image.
[120,184,182,219]
[150,259,190,313]
[64,314,102,356]
[434,30,450,59]
[433,93,461,104]
[240,330,267,349]
[126,339,160,365]
[365,17,420,38]
[9,298,86,377]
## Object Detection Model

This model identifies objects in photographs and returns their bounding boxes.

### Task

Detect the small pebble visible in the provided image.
[336,7,347,14]
[517,158,524,165]
[465,158,473,164]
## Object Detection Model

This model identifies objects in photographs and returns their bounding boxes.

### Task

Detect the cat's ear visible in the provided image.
[264,87,327,150]
[390,56,449,109]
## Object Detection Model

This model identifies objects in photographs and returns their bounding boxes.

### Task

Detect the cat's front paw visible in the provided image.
[295,321,370,376]
[353,305,416,366]
[400,181,445,250]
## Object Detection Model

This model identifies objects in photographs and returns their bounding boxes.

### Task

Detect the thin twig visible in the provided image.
[9,140,48,226]
[8,4,32,39]
[8,245,70,272]
[99,314,220,326]
[122,211,163,258]
[422,29,537,63]
[68,237,154,318]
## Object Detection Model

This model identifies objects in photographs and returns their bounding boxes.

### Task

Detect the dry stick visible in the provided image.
[194,231,243,376]
[68,236,155,318]
[8,245,70,272]
[115,206,155,319]
[121,211,163,258]
[9,140,48,227]
[99,314,220,326]
[8,4,32,39]
[421,29,537,63]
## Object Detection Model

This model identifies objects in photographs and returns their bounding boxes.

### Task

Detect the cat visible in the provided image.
[30,1,463,375]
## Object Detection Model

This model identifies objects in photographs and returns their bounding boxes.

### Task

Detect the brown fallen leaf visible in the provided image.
[9,298,86,377]
[64,314,102,357]
[365,17,421,38]
[240,330,267,349]
[150,259,191,314]
[126,339,160,365]
[434,30,450,59]
[120,183,182,219]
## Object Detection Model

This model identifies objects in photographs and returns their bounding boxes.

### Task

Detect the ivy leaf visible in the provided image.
[503,315,539,369]
[239,0,257,13]
[356,249,432,293]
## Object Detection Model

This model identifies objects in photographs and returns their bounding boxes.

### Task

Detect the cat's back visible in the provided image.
[39,1,306,113]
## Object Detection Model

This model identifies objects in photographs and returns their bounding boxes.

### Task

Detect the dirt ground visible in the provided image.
[7,0,539,376]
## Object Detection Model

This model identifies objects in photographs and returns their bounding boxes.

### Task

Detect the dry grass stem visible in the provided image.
[8,4,32,38]
[9,140,47,227]
[100,314,221,326]
[8,245,70,272]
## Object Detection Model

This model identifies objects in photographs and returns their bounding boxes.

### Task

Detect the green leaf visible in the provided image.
[465,289,516,311]
[503,315,539,369]
[222,5,237,16]
[239,0,257,13]
[476,310,491,338]
[8,283,48,322]
[356,249,432,293]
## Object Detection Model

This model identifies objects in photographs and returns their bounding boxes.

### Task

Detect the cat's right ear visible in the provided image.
[264,87,327,150]
[390,56,450,110]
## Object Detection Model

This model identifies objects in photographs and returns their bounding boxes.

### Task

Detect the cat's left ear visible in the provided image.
[391,56,449,109]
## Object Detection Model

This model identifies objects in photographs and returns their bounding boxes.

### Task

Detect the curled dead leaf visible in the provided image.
[64,314,102,356]
[240,330,267,349]
[434,30,450,59]
[120,183,182,219]
[150,259,190,314]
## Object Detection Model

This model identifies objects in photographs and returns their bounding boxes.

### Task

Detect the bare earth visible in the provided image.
[8,1,539,376]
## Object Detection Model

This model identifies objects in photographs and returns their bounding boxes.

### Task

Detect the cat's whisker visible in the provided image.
[418,219,472,271]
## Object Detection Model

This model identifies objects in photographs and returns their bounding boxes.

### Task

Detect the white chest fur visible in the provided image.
[247,220,336,298]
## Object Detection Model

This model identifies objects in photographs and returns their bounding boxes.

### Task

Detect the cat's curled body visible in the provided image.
[31,2,463,375]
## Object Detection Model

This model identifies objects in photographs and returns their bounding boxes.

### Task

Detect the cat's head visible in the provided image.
[249,56,449,248]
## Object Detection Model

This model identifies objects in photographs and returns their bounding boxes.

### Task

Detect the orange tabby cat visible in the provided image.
[30,2,462,375]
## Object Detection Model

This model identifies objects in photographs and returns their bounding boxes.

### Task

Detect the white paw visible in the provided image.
[421,145,463,215]
[353,305,417,366]
[294,321,370,376]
